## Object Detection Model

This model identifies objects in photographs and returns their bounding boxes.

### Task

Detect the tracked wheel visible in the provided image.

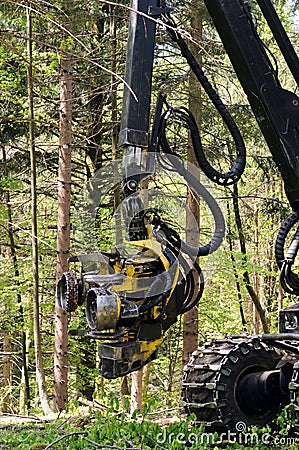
[182,336,288,431]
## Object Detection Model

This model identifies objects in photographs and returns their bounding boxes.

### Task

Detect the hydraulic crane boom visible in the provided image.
[204,0,299,209]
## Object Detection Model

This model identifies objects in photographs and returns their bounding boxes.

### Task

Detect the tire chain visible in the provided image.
[182,336,284,431]
[289,360,299,433]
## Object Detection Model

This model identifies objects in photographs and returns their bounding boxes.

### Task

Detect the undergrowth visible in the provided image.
[0,406,298,450]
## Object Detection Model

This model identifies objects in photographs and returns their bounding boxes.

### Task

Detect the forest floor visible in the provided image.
[0,408,298,449]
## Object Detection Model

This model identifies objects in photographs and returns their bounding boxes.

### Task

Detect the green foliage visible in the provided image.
[0,409,297,449]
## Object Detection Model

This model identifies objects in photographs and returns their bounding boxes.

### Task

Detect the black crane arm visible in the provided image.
[201,0,299,295]
[203,0,299,210]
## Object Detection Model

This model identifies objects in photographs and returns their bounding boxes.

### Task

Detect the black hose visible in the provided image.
[155,154,225,256]
[275,211,299,295]
[160,240,205,313]
[275,211,299,267]
[163,16,246,186]
[180,260,204,314]
[138,264,175,314]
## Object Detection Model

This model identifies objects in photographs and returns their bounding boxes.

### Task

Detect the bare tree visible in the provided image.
[130,369,143,414]
[27,7,52,415]
[182,3,203,367]
[53,21,73,412]
[2,332,12,413]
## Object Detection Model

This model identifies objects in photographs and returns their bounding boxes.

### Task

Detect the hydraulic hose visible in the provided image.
[158,238,205,313]
[180,259,204,313]
[275,211,299,295]
[138,270,173,314]
[163,15,246,186]
[156,152,225,257]
[275,211,299,268]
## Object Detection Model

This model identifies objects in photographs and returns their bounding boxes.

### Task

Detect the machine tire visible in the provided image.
[182,336,287,432]
[289,360,299,432]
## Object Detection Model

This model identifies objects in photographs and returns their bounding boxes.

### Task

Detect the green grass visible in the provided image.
[0,408,298,449]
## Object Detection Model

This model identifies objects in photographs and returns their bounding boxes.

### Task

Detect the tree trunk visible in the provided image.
[110,4,122,246]
[19,331,30,413]
[53,27,73,412]
[120,376,130,410]
[2,145,14,415]
[27,8,52,415]
[2,332,12,413]
[130,369,143,415]
[278,179,284,310]
[232,184,270,333]
[2,143,30,412]
[182,6,202,367]
[183,191,199,367]
[253,205,260,333]
[226,202,247,330]
[142,363,151,400]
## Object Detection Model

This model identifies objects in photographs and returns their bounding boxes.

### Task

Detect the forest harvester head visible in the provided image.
[56,145,225,378]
